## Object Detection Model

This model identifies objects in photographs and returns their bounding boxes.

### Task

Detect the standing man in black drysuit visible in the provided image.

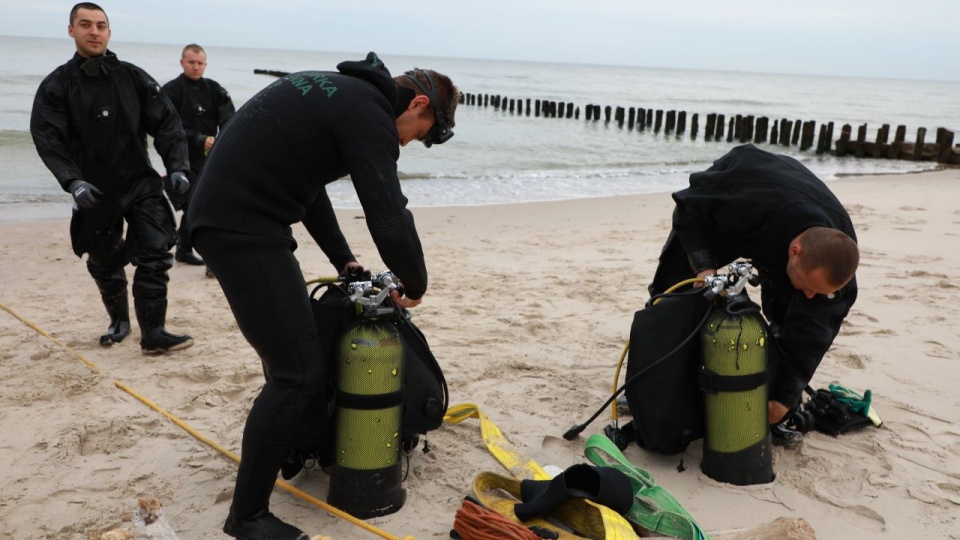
[649,143,859,447]
[161,43,235,270]
[31,2,194,355]
[188,52,458,539]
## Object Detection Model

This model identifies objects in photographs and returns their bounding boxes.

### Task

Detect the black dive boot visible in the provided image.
[770,418,804,448]
[175,249,204,265]
[175,230,204,265]
[223,509,308,540]
[226,437,309,540]
[135,298,194,355]
[98,291,131,346]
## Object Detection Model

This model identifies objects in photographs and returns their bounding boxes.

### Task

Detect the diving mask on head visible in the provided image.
[402,69,453,148]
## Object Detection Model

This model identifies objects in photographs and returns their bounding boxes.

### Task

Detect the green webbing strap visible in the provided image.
[584,434,710,540]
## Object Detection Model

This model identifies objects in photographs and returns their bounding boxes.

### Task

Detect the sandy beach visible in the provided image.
[1,169,959,539]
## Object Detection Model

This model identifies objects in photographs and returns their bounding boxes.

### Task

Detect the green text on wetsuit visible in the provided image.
[269,73,338,97]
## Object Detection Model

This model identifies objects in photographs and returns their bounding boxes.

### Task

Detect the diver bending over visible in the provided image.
[188,53,458,539]
[650,144,859,445]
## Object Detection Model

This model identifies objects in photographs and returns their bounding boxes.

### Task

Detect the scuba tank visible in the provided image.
[698,282,775,485]
[565,262,774,484]
[326,271,406,518]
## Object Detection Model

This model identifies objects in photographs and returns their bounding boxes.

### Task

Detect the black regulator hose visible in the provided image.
[723,293,761,316]
[563,299,715,440]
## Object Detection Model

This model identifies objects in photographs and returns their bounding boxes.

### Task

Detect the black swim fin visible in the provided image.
[514,464,633,522]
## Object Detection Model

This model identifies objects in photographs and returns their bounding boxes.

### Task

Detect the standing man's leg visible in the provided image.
[196,229,326,539]
[175,184,204,265]
[86,222,131,346]
[125,192,193,354]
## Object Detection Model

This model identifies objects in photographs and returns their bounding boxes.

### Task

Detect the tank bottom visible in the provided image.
[327,463,405,518]
[702,434,776,485]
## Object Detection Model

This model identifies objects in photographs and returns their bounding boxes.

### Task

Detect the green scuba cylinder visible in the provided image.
[699,294,775,485]
[326,319,406,518]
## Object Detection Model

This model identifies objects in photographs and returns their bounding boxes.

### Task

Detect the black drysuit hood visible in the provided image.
[337,52,414,118]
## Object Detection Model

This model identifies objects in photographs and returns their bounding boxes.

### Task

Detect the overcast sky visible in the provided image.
[5,0,956,81]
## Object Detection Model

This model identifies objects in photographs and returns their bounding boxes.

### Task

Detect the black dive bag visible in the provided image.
[801,387,873,436]
[309,282,449,458]
[623,294,710,455]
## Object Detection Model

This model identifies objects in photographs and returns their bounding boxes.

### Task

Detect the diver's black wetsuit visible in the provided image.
[650,144,858,409]
[161,74,235,246]
[188,54,427,523]
[31,50,189,309]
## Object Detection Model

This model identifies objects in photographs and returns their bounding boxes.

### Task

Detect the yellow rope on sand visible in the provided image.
[1,302,103,375]
[1,301,414,540]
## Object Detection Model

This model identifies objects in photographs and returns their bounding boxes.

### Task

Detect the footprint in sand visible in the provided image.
[73,414,174,456]
[937,482,960,505]
[834,351,868,369]
[901,255,943,265]
[189,390,230,408]
[882,414,960,492]
[907,482,960,506]
[808,468,887,532]
[907,270,949,280]
[924,340,959,360]
[53,424,88,458]
[168,362,222,384]
[949,440,960,458]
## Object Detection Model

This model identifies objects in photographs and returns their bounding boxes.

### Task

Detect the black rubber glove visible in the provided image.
[169,171,190,194]
[68,179,103,209]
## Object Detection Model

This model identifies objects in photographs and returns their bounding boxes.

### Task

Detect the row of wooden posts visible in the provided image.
[250,70,959,165]
[460,92,960,165]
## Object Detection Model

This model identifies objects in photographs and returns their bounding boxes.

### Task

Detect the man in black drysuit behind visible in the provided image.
[30,2,194,354]
[161,43,236,268]
[188,52,459,539]
[649,143,859,446]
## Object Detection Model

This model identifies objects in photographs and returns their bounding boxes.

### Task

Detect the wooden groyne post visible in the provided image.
[252,69,960,165]
[452,87,960,163]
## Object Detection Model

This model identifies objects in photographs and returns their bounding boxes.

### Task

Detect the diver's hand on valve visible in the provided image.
[169,171,190,194]
[68,179,103,209]
[340,261,362,276]
[694,268,716,289]
[391,289,422,309]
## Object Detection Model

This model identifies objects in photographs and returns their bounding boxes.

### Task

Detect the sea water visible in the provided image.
[2,34,958,216]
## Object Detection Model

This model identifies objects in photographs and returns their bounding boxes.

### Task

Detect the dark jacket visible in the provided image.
[671,144,858,407]
[161,74,235,176]
[31,51,189,255]
[188,52,428,299]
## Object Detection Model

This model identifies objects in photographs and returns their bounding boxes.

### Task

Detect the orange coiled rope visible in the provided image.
[452,499,541,540]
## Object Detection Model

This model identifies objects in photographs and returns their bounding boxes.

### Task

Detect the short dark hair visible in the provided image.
[798,226,859,287]
[182,43,206,58]
[396,69,459,128]
[70,2,107,26]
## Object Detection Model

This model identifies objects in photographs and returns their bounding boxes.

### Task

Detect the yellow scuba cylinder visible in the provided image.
[326,274,406,518]
[699,292,774,485]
